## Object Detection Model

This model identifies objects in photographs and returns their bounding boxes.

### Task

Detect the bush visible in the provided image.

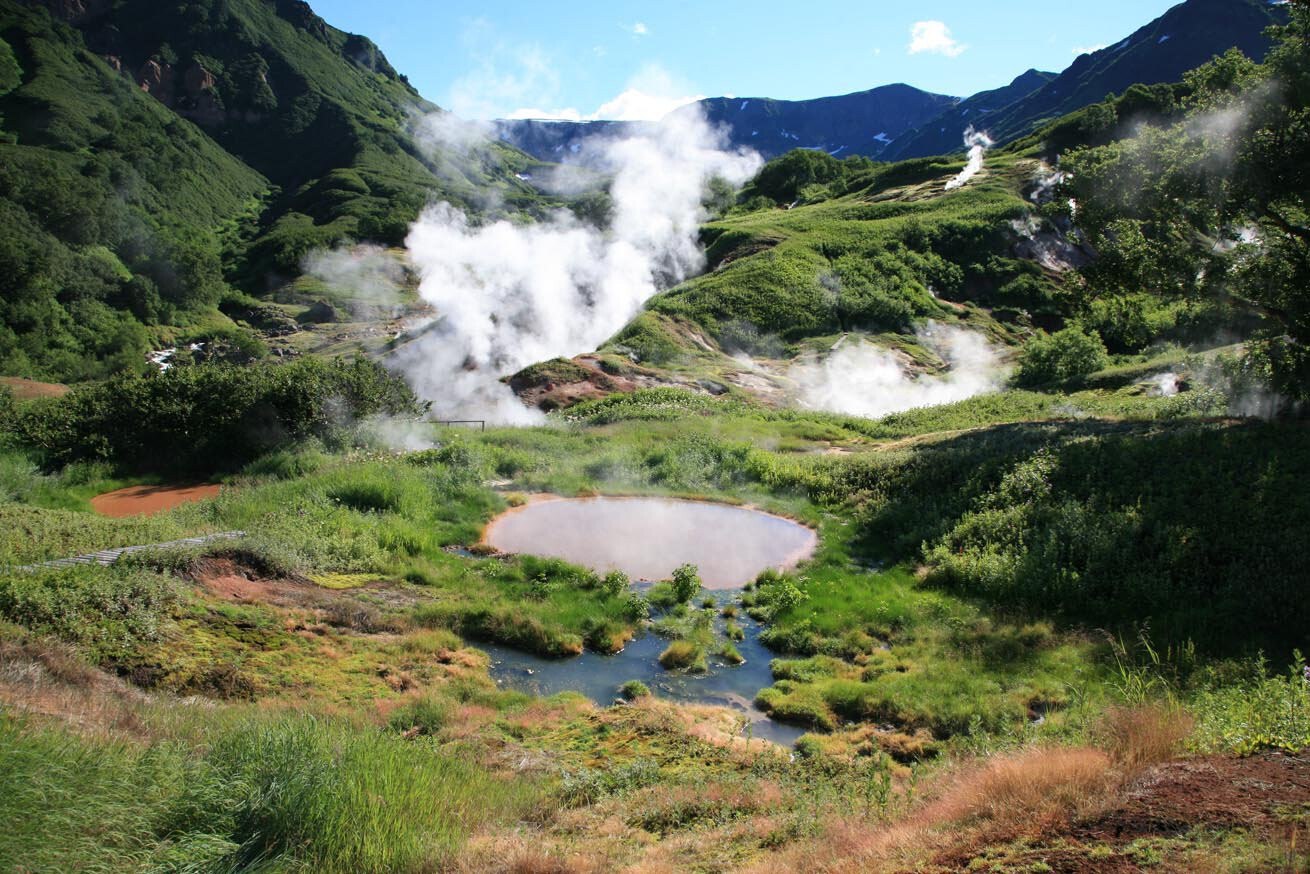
[600,570,630,598]
[670,564,701,604]
[0,566,179,662]
[1016,327,1110,387]
[1191,659,1310,756]
[8,357,420,475]
[388,696,453,736]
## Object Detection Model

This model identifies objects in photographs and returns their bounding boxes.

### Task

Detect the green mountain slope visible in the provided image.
[26,0,546,282]
[0,2,268,379]
[0,0,552,382]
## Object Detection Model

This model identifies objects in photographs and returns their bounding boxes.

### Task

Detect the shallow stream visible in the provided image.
[480,497,818,746]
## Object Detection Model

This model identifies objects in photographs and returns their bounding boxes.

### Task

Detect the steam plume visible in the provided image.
[945,126,994,191]
[789,324,1007,418]
[303,245,405,319]
[393,110,761,422]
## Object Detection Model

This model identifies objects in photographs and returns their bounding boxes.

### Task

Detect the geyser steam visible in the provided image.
[945,126,994,191]
[393,110,761,422]
[790,324,1007,419]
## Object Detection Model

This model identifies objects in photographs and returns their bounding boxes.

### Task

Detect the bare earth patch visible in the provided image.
[0,376,70,400]
[91,483,222,517]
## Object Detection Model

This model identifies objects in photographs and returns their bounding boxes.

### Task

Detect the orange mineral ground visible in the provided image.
[90,483,222,518]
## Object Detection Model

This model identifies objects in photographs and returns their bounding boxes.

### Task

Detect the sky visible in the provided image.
[308,0,1185,120]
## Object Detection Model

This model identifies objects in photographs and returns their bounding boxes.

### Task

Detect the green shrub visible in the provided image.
[670,564,701,603]
[0,566,179,662]
[8,358,420,475]
[619,680,651,700]
[1016,327,1110,387]
[1191,659,1310,756]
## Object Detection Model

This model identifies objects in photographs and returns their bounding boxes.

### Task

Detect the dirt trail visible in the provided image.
[91,483,222,517]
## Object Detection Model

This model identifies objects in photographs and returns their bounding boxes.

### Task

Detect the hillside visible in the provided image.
[0,0,552,382]
[23,0,549,279]
[0,2,269,380]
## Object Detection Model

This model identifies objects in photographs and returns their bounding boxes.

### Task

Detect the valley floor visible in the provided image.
[2,356,1309,872]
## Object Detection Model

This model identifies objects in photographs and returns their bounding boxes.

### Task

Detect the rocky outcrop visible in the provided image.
[136,58,174,105]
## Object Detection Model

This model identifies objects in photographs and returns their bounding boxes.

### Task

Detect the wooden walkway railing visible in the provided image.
[15,530,247,573]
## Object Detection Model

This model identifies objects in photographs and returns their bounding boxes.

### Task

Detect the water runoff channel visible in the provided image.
[479,496,818,746]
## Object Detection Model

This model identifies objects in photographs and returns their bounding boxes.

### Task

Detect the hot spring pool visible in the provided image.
[483,496,817,589]
[480,497,818,746]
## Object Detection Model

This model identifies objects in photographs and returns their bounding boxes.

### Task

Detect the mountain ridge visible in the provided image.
[495,0,1285,164]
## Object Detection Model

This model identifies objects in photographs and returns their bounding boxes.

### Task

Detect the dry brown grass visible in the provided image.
[921,746,1114,828]
[0,637,159,740]
[1099,703,1194,771]
[740,705,1195,874]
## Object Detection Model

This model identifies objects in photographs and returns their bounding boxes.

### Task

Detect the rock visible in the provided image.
[299,301,340,324]
[136,59,175,106]
[183,61,216,95]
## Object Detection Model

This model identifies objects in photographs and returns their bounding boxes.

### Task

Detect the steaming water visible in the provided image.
[483,497,817,589]
[481,497,818,745]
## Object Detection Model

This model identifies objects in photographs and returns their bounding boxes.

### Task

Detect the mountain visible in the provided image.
[494,84,958,163]
[887,0,1286,159]
[21,0,546,281]
[677,84,958,160]
[499,0,1285,167]
[0,0,549,381]
[0,1,269,379]
[881,69,1055,159]
[489,117,642,163]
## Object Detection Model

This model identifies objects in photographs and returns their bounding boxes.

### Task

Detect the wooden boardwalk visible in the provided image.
[14,531,246,573]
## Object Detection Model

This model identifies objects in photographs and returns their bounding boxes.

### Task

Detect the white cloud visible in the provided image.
[508,64,703,122]
[1072,44,1106,56]
[624,21,649,36]
[908,20,966,57]
[447,28,564,120]
[595,89,702,121]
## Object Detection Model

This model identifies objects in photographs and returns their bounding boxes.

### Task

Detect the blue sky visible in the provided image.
[309,0,1184,119]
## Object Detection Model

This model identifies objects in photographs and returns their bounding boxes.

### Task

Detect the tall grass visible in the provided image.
[0,712,543,873]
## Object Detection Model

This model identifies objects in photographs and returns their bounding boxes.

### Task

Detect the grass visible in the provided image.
[0,335,1306,869]
[0,710,543,873]
[659,639,708,673]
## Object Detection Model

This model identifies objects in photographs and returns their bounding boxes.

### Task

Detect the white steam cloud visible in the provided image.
[303,244,406,319]
[393,109,761,422]
[945,126,994,191]
[790,324,1007,419]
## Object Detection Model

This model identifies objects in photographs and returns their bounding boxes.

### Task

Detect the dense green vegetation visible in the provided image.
[0,0,551,382]
[1,2,1309,871]
[8,356,419,474]
[1060,8,1310,402]
[0,711,542,872]
[0,4,268,379]
[1,346,1308,868]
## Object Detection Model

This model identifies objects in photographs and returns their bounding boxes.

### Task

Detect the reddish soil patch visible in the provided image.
[91,483,222,517]
[932,752,1310,872]
[191,557,322,608]
[1,376,70,400]
[1077,751,1310,842]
